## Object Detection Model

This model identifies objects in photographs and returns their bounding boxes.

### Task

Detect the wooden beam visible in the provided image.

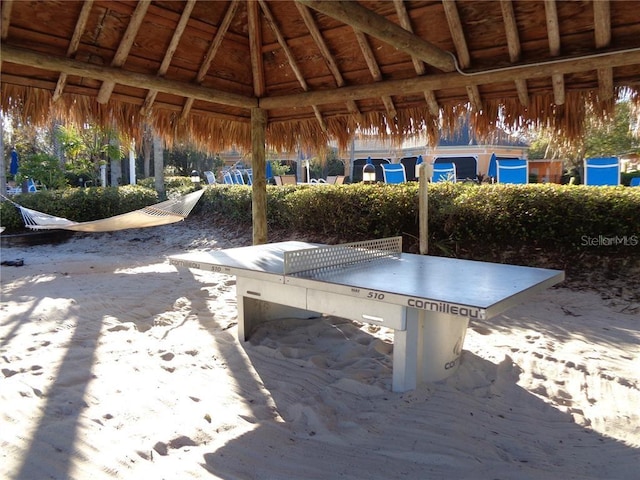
[297,0,456,72]
[500,0,529,107]
[594,0,613,101]
[442,0,482,110]
[259,48,640,109]
[247,0,265,98]
[393,0,439,116]
[141,0,196,115]
[53,0,94,102]
[545,0,565,105]
[296,3,361,118]
[354,30,397,118]
[181,0,239,120]
[260,1,307,90]
[251,107,268,245]
[1,45,257,109]
[260,0,328,130]
[4,43,639,115]
[97,0,151,104]
[1,0,12,40]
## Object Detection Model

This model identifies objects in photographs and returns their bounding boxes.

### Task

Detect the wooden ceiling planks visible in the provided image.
[1,0,639,152]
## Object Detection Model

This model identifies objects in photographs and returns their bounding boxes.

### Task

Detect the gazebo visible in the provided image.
[2,0,639,242]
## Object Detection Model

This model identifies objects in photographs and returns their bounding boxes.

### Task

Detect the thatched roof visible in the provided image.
[2,0,640,153]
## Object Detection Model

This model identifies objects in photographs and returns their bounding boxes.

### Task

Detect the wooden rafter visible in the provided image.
[295,3,361,119]
[353,30,397,120]
[141,0,196,116]
[297,0,456,73]
[4,43,639,113]
[53,0,94,103]
[545,0,565,105]
[247,0,265,98]
[259,0,327,132]
[594,0,613,102]
[97,0,151,104]
[442,0,483,111]
[393,0,439,117]
[500,0,529,107]
[181,0,239,120]
[1,0,13,40]
[1,45,256,108]
[258,48,640,109]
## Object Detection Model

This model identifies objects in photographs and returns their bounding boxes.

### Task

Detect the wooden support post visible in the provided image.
[419,163,428,255]
[251,107,268,245]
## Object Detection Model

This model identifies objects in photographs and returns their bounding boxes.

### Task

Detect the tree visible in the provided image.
[55,123,124,185]
[16,152,67,190]
[526,100,640,166]
[164,144,222,176]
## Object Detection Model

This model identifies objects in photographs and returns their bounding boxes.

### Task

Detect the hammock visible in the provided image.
[3,189,204,233]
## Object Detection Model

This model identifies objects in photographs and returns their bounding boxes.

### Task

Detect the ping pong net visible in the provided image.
[283,236,402,276]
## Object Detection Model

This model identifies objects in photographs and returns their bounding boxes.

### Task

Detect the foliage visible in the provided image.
[197,182,640,257]
[524,100,640,166]
[3,181,638,272]
[268,160,290,177]
[306,147,345,179]
[55,123,125,183]
[15,152,68,189]
[137,175,195,192]
[0,185,162,231]
[164,145,223,176]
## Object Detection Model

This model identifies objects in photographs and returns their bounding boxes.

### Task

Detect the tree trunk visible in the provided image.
[0,116,6,196]
[153,135,165,198]
[110,137,122,186]
[143,125,151,177]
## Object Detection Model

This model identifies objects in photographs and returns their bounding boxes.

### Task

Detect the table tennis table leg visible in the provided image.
[391,308,421,392]
[419,311,469,383]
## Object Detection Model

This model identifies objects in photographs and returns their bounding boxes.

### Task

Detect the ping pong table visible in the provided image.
[169,237,564,392]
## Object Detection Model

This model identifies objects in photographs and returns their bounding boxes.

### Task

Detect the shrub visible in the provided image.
[197,182,640,257]
[1,185,160,232]
[3,182,638,263]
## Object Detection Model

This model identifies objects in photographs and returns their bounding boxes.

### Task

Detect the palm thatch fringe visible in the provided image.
[2,84,639,156]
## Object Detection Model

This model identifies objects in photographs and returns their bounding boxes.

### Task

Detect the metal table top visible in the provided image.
[169,241,564,320]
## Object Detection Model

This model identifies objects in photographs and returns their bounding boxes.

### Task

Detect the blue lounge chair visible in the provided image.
[232,171,245,184]
[584,157,620,186]
[222,171,234,184]
[203,171,216,185]
[432,163,457,183]
[381,163,406,184]
[496,158,528,184]
[630,177,640,187]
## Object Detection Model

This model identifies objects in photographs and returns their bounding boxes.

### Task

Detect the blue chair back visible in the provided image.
[630,177,640,187]
[232,171,245,184]
[203,171,216,185]
[584,157,620,186]
[223,171,234,184]
[27,179,38,192]
[432,163,456,183]
[381,163,406,184]
[496,159,528,184]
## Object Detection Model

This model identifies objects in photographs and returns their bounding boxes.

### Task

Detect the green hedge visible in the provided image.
[1,185,161,232]
[3,183,639,260]
[199,183,639,256]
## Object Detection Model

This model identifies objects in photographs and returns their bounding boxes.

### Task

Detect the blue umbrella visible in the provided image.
[487,153,497,179]
[265,160,272,179]
[10,149,19,176]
